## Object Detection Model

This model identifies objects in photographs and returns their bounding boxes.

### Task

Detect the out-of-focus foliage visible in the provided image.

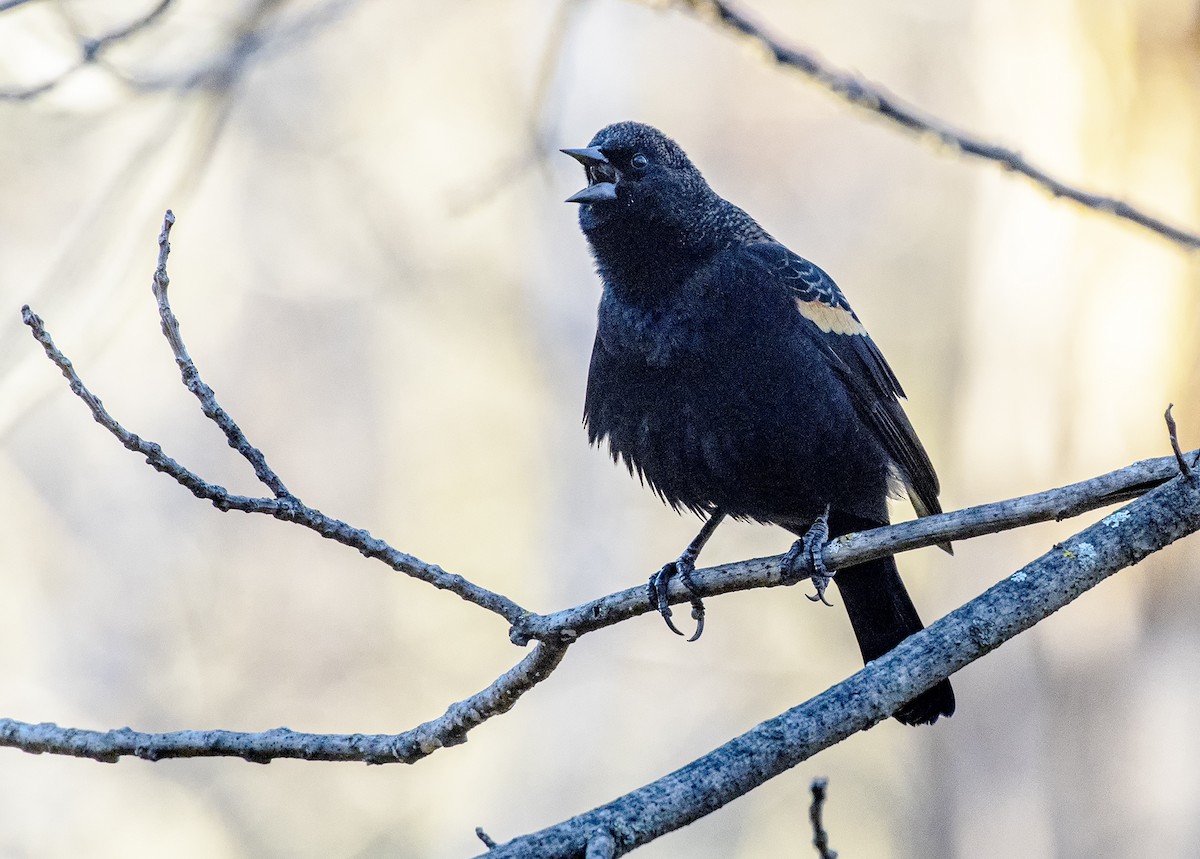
[1,0,1197,856]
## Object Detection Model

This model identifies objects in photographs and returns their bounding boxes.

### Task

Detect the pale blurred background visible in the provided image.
[1,0,1198,856]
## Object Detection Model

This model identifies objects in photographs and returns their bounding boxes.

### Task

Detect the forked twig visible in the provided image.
[20,229,526,626]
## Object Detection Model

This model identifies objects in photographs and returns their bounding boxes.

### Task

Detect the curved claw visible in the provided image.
[784,506,836,607]
[647,559,706,640]
[676,559,706,641]
[686,599,705,642]
[648,565,687,636]
[663,613,688,637]
[802,508,835,606]
[806,587,834,607]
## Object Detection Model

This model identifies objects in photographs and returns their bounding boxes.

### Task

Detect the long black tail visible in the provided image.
[834,552,955,726]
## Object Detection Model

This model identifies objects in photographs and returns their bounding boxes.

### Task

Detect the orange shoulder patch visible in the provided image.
[794,299,866,336]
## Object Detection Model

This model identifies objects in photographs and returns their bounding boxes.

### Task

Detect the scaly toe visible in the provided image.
[802,515,835,607]
[648,563,687,636]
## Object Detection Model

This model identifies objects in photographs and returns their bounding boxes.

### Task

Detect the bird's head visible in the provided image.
[562,122,713,235]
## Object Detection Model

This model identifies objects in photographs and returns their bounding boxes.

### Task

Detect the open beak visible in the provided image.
[562,147,619,204]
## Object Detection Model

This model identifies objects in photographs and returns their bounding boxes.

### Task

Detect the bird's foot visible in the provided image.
[782,506,834,606]
[647,554,705,641]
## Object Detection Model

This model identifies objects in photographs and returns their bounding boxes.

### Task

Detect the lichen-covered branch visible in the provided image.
[478,469,1200,857]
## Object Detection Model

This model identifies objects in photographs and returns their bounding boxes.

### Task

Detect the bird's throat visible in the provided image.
[584,219,713,308]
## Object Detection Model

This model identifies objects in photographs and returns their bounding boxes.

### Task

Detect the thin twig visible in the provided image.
[510,449,1195,644]
[1164,404,1192,478]
[0,642,567,764]
[808,778,837,859]
[478,471,1200,857]
[151,211,291,497]
[667,0,1200,252]
[19,303,528,626]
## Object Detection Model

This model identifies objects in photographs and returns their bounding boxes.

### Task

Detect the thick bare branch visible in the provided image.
[510,448,1194,644]
[665,0,1200,252]
[479,470,1200,857]
[0,642,567,764]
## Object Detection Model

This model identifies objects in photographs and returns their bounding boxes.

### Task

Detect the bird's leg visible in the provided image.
[648,511,726,641]
[782,505,835,606]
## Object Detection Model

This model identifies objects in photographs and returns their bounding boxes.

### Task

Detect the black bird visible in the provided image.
[564,121,954,726]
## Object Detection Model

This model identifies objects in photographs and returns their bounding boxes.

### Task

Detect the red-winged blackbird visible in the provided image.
[564,121,954,726]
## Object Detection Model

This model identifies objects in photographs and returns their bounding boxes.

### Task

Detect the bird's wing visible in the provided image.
[747,242,943,520]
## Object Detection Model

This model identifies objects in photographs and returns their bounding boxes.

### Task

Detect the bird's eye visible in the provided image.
[631,153,649,170]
